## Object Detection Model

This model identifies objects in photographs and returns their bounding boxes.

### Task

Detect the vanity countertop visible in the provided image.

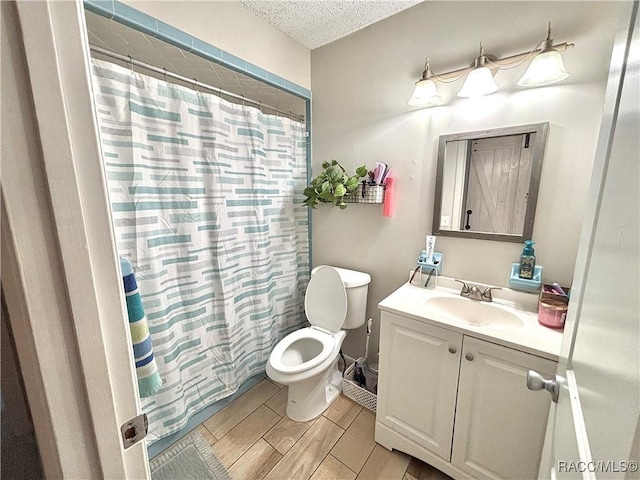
[378,276,563,361]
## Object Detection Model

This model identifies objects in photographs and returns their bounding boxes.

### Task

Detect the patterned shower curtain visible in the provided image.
[90,58,309,443]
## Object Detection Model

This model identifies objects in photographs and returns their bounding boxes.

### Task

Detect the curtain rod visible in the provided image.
[89,45,305,123]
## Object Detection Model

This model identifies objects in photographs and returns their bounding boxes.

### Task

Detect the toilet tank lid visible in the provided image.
[311,266,371,288]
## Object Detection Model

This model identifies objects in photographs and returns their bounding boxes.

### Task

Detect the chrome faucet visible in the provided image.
[454,280,501,302]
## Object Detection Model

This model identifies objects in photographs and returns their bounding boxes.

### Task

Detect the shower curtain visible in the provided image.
[90,58,309,443]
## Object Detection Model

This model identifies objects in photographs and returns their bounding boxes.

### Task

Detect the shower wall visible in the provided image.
[121,0,311,89]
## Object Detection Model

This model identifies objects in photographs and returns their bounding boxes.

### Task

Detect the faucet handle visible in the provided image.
[481,286,502,301]
[454,279,470,294]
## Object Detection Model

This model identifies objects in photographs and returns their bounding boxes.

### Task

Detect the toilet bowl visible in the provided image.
[266,265,371,422]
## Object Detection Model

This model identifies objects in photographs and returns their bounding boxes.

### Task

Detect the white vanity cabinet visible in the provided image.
[377,312,462,461]
[376,310,557,480]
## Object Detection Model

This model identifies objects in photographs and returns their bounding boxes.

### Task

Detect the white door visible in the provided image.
[537,5,639,479]
[377,312,462,460]
[2,1,149,477]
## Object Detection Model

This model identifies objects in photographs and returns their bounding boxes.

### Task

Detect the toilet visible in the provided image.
[266,265,371,422]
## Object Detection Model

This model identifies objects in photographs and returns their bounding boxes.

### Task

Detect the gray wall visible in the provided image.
[310,1,624,361]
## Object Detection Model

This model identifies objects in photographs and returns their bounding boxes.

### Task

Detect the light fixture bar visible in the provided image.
[431,42,574,81]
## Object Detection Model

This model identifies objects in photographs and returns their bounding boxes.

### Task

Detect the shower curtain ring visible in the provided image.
[241,94,245,106]
[163,67,168,84]
[193,78,199,93]
[127,55,134,74]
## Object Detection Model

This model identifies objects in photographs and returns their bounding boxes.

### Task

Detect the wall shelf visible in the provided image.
[343,184,385,204]
[509,263,542,291]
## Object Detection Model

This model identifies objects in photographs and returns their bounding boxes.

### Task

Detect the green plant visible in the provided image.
[303,160,368,210]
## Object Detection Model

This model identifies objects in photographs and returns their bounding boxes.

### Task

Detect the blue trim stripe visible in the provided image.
[129,186,206,195]
[170,212,217,223]
[147,134,188,145]
[164,339,202,363]
[245,225,268,234]
[188,108,213,118]
[103,139,153,151]
[112,201,198,212]
[129,102,180,121]
[162,255,198,266]
[238,128,264,140]
[226,199,273,207]
[83,0,311,99]
[147,235,192,247]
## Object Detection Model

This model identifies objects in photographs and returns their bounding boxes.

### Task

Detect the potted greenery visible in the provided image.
[303,160,368,210]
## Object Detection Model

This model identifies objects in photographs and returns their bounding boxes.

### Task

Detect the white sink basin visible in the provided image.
[425,296,523,329]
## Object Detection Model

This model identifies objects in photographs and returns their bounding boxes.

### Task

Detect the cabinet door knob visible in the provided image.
[465,353,474,361]
[448,346,457,354]
[526,370,560,403]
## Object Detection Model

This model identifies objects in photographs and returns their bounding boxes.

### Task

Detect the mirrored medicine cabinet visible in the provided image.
[432,123,549,243]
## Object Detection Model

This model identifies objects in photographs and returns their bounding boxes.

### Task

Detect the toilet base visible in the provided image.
[285,358,343,422]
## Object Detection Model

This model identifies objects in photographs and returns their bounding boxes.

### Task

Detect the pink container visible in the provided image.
[538,297,567,329]
[383,177,395,217]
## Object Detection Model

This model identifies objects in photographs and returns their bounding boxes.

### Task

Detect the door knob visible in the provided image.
[526,370,559,403]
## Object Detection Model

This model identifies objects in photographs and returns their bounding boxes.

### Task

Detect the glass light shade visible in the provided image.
[517,49,569,86]
[408,79,442,107]
[457,66,498,98]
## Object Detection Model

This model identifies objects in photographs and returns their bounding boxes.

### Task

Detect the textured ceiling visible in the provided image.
[237,0,423,49]
[84,10,306,120]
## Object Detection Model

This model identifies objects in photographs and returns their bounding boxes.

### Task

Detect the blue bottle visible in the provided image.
[519,240,536,279]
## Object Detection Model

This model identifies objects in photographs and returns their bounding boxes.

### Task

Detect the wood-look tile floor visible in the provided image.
[184,379,453,480]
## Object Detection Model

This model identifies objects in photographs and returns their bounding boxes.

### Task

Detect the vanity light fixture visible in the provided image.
[457,43,499,98]
[408,60,442,107]
[517,23,570,86]
[408,22,574,108]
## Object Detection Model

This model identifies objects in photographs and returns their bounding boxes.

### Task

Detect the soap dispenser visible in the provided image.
[519,240,536,279]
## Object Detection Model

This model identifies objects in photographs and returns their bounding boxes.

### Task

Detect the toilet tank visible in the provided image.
[311,266,371,330]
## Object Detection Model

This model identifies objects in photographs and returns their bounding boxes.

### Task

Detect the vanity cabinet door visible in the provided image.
[377,312,462,461]
[451,337,557,480]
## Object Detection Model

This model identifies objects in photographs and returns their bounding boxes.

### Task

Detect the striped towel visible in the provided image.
[120,257,162,398]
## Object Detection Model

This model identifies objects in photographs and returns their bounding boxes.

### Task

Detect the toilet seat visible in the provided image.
[268,327,336,374]
[269,266,348,375]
